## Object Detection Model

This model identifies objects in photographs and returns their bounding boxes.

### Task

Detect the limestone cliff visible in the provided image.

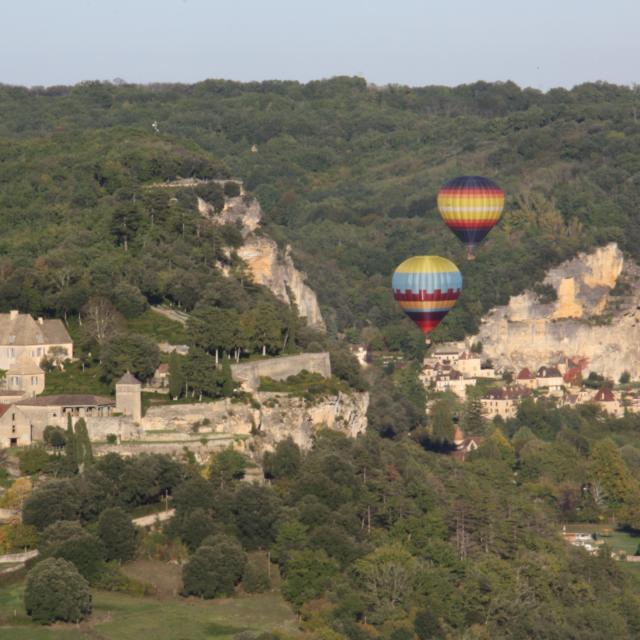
[140,391,369,455]
[200,194,325,329]
[475,243,640,379]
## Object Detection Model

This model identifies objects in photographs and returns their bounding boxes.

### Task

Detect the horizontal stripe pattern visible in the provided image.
[392,256,462,337]
[437,176,504,248]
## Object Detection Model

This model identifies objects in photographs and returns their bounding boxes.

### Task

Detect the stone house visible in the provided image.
[434,369,474,399]
[593,388,624,418]
[536,366,564,394]
[116,372,142,422]
[15,394,115,440]
[516,367,537,389]
[481,386,532,420]
[5,354,45,397]
[0,405,32,447]
[432,349,460,364]
[456,352,482,378]
[0,310,72,371]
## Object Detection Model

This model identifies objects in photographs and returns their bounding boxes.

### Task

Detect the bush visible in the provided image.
[22,480,81,530]
[242,556,271,593]
[25,557,91,624]
[106,433,118,444]
[17,446,51,475]
[97,507,137,562]
[43,426,66,449]
[182,540,246,599]
[44,532,106,584]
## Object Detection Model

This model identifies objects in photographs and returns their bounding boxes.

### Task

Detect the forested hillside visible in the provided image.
[2,78,640,349]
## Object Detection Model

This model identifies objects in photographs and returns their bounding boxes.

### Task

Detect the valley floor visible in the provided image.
[0,561,299,640]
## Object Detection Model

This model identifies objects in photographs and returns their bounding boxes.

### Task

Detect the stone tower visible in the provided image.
[116,371,141,422]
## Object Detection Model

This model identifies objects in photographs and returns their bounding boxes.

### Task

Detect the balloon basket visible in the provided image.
[466,247,476,261]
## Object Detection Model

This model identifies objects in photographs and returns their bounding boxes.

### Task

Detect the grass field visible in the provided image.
[564,523,640,557]
[0,574,299,639]
[43,361,112,397]
[127,310,188,345]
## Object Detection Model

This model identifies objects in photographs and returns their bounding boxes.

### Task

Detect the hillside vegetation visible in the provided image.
[2,78,640,350]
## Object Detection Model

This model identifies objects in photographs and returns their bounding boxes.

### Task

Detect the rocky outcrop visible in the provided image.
[140,391,369,454]
[203,194,325,330]
[475,243,640,379]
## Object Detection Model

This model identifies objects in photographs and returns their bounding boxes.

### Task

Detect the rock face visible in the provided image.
[140,391,369,455]
[475,243,640,379]
[202,195,325,329]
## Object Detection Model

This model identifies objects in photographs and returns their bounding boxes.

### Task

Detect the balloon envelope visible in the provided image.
[392,256,462,337]
[437,176,504,252]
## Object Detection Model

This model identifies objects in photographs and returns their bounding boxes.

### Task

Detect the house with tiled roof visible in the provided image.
[536,365,564,394]
[593,387,624,418]
[0,310,72,372]
[434,368,475,399]
[516,367,537,389]
[481,385,532,420]
[5,354,44,397]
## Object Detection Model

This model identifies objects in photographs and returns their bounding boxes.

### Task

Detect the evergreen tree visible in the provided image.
[463,395,485,436]
[169,351,184,399]
[73,419,93,474]
[65,414,77,473]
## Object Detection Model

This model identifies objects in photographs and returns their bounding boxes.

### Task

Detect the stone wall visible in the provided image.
[85,416,142,442]
[231,353,331,392]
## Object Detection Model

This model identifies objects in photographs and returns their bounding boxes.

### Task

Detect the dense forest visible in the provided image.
[2,78,640,348]
[10,400,640,638]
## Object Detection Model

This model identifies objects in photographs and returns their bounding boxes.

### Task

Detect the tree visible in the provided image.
[101,333,160,382]
[429,395,456,446]
[263,437,302,480]
[281,549,338,609]
[25,558,91,624]
[44,531,106,583]
[97,507,137,562]
[169,351,184,399]
[82,297,123,346]
[22,480,81,530]
[74,418,94,473]
[40,520,86,550]
[43,425,66,449]
[111,200,141,251]
[463,395,485,436]
[209,447,246,489]
[224,181,241,198]
[232,485,281,550]
[242,556,271,593]
[182,540,246,599]
[354,545,417,624]
[620,371,631,384]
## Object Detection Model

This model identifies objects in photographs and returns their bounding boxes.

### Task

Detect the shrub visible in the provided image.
[242,556,271,593]
[44,532,106,584]
[42,426,66,449]
[106,433,118,444]
[25,557,91,624]
[97,507,137,562]
[182,540,246,599]
[17,446,51,475]
[224,181,241,198]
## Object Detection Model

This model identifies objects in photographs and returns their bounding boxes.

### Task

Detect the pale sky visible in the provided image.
[1,0,638,90]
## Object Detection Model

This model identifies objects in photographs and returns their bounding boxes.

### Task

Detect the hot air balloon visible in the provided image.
[392,256,462,342]
[437,176,505,259]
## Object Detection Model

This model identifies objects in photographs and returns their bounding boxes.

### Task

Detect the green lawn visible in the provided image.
[564,523,640,557]
[127,310,188,345]
[0,581,299,640]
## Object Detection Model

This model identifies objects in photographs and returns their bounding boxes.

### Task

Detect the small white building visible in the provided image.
[434,369,474,399]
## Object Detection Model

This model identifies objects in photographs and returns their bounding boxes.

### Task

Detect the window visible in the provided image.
[31,376,37,385]
[11,425,15,433]
[9,348,14,358]
[8,335,14,344]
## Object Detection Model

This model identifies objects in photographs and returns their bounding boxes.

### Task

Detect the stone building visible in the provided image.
[116,372,142,422]
[536,366,564,393]
[0,405,32,447]
[5,354,45,397]
[0,310,72,371]
[14,394,115,439]
[593,388,624,418]
[481,386,532,420]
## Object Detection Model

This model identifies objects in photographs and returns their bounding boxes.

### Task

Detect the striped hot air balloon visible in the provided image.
[437,176,505,259]
[392,256,462,341]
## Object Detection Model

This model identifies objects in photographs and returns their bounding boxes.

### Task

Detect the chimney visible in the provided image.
[9,310,18,320]
[37,317,43,325]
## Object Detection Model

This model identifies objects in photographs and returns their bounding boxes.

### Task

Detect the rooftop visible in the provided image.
[0,311,71,347]
[17,394,115,408]
[117,372,141,385]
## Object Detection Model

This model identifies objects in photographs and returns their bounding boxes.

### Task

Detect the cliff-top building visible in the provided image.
[0,310,73,371]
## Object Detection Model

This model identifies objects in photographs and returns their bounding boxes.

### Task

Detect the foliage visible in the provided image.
[97,507,137,562]
[24,557,91,624]
[101,333,160,382]
[258,370,349,400]
[209,447,247,488]
[16,446,52,476]
[182,540,247,599]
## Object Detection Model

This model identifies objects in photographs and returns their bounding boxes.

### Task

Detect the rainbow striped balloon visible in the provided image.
[392,256,462,338]
[437,176,505,258]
